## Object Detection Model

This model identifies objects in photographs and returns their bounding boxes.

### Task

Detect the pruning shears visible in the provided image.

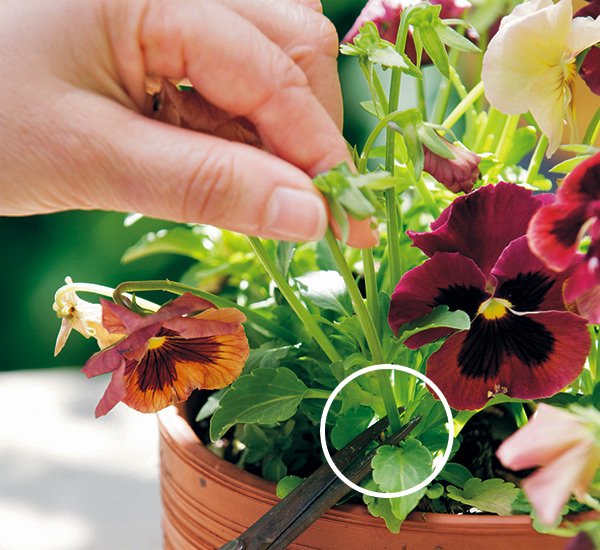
[218,409,422,550]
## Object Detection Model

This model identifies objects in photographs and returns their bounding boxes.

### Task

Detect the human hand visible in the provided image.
[0,0,377,248]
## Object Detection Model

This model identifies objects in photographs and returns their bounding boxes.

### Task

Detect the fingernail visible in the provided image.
[265,188,328,241]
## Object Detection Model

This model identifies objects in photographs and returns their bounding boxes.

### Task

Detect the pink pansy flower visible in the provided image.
[388,183,590,410]
[424,139,481,193]
[342,0,471,63]
[82,293,249,417]
[497,404,600,526]
[528,151,600,323]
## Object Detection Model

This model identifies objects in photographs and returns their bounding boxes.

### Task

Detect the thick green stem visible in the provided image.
[325,229,402,432]
[113,280,299,344]
[385,188,402,288]
[442,80,484,130]
[249,237,342,363]
[357,109,407,174]
[525,134,549,184]
[509,403,529,429]
[362,247,380,337]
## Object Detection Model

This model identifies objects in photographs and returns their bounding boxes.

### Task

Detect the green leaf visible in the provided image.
[195,390,225,421]
[426,483,444,499]
[276,241,297,278]
[210,367,308,441]
[362,480,404,533]
[436,462,473,488]
[504,126,537,165]
[551,155,593,173]
[242,344,292,375]
[295,270,352,315]
[276,475,304,499]
[372,439,432,519]
[446,478,519,515]
[437,24,480,53]
[122,226,209,262]
[396,305,470,342]
[418,26,449,78]
[331,405,374,450]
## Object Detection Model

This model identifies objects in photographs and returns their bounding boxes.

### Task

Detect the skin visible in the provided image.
[0,0,377,247]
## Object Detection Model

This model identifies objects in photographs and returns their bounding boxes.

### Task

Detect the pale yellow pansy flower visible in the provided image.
[481,0,600,156]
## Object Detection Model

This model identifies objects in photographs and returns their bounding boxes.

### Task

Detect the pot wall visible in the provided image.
[158,404,577,550]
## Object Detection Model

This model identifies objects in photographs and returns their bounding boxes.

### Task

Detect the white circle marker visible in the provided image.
[319,364,454,499]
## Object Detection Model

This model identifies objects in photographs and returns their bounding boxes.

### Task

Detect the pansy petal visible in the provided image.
[493,235,572,312]
[94,360,127,418]
[409,183,545,277]
[579,46,600,96]
[389,252,489,347]
[121,327,249,413]
[571,282,600,324]
[566,15,600,59]
[523,441,600,526]
[528,202,588,270]
[426,310,589,410]
[81,324,159,378]
[564,248,600,302]
[496,404,593,469]
[558,150,600,203]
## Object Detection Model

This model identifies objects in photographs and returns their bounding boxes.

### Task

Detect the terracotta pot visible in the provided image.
[158,403,585,550]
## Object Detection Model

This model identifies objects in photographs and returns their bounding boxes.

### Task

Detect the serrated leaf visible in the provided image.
[362,480,404,533]
[372,439,432,520]
[446,478,519,515]
[210,367,308,441]
[331,405,374,450]
[396,305,470,342]
[295,270,351,315]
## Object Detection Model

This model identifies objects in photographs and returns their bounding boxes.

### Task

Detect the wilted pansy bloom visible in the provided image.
[481,0,600,156]
[528,152,600,323]
[83,293,249,417]
[53,279,122,355]
[575,0,600,96]
[388,183,590,410]
[342,0,471,63]
[424,139,481,193]
[497,404,600,526]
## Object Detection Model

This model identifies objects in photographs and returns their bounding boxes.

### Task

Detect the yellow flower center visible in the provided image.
[147,336,167,349]
[477,297,513,320]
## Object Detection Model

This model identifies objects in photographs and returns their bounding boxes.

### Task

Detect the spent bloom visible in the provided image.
[528,151,600,323]
[423,139,481,193]
[481,0,600,156]
[497,404,600,526]
[575,0,600,96]
[388,183,590,410]
[82,293,249,417]
[53,278,121,355]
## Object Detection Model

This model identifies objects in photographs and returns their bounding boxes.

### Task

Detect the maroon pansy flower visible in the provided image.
[424,139,481,193]
[528,152,600,323]
[82,293,249,417]
[342,0,471,64]
[389,183,590,410]
[575,0,600,96]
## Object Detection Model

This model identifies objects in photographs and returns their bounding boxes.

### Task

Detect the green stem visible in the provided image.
[54,281,159,312]
[509,403,529,429]
[414,174,441,218]
[357,109,407,173]
[442,80,484,130]
[417,77,427,121]
[362,248,380,337]
[495,115,520,161]
[325,229,402,432]
[583,104,600,146]
[432,49,460,126]
[112,280,299,344]
[385,188,402,288]
[249,238,342,363]
[525,134,549,184]
[304,388,339,400]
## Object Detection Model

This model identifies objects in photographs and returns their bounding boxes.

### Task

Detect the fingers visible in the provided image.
[219,0,343,128]
[106,0,352,177]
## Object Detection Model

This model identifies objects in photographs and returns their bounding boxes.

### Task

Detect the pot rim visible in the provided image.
[158,404,597,530]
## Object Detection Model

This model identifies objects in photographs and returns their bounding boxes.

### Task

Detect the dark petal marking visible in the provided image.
[127,336,222,393]
[548,204,589,247]
[458,313,555,381]
[495,271,554,312]
[433,284,488,319]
